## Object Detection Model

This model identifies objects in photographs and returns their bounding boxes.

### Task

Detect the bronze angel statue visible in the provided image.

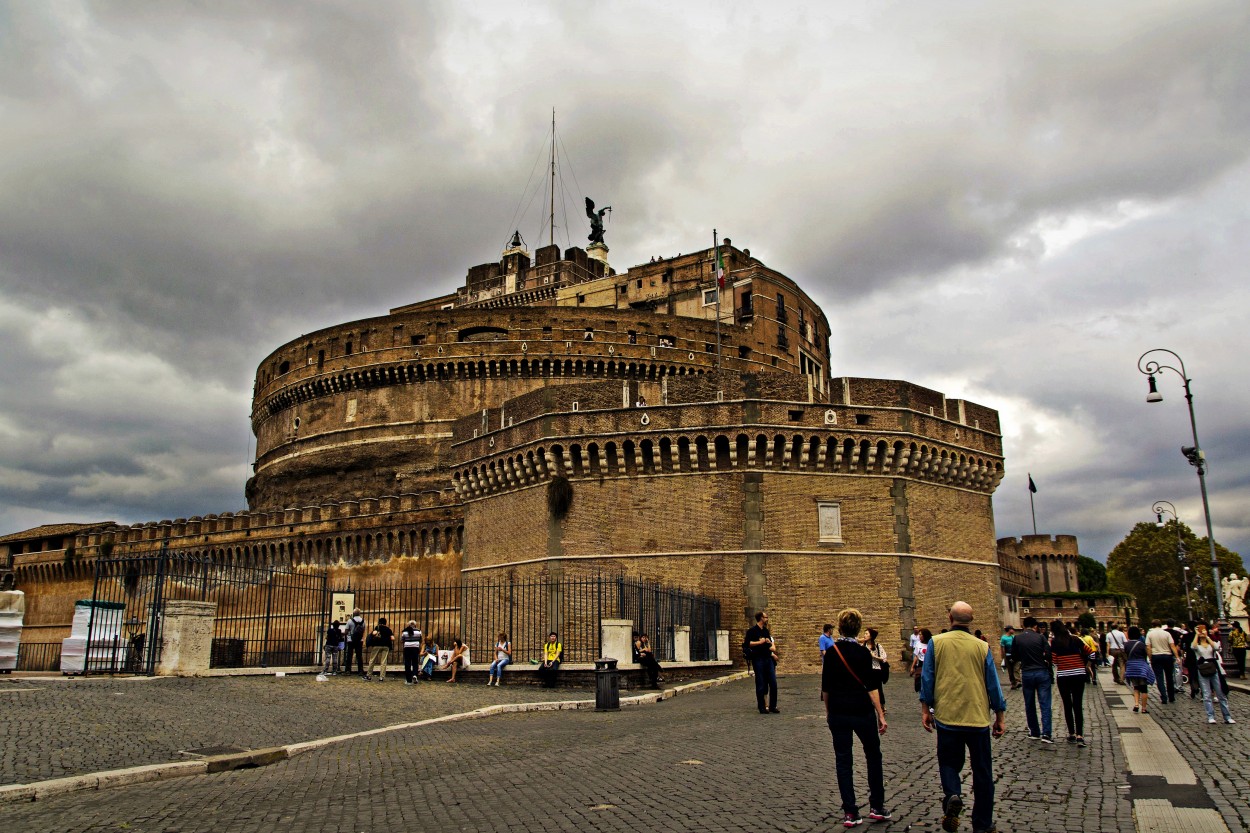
[585,197,611,245]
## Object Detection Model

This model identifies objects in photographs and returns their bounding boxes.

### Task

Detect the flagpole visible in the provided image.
[1029,473,1037,535]
[713,229,722,369]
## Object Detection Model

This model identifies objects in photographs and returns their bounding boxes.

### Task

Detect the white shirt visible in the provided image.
[1145,627,1175,655]
[1106,629,1126,650]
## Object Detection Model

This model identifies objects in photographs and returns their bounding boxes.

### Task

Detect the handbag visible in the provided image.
[1197,656,1220,678]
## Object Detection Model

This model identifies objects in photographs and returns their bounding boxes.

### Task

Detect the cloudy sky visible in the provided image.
[2,1,1248,567]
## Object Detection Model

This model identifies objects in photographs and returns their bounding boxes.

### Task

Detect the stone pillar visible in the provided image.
[601,618,634,666]
[157,600,216,677]
[673,625,691,663]
[716,629,730,662]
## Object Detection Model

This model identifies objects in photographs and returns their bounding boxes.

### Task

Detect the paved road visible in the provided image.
[0,672,1161,833]
[0,674,580,786]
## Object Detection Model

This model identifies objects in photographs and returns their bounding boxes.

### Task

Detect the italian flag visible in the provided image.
[716,243,726,289]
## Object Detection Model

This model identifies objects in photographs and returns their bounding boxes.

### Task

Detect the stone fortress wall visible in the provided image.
[10,238,1008,669]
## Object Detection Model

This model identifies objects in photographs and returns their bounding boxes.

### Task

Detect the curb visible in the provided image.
[0,670,750,804]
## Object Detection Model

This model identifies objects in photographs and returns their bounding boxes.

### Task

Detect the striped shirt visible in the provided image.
[1051,638,1092,678]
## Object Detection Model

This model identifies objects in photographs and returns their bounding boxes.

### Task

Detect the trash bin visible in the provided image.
[594,657,620,711]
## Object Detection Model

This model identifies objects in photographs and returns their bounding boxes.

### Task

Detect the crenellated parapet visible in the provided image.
[450,378,1004,501]
[997,534,1081,594]
[13,490,465,584]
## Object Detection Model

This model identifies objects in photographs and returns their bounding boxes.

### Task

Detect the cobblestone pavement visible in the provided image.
[0,674,582,785]
[1120,677,1249,832]
[0,673,1146,833]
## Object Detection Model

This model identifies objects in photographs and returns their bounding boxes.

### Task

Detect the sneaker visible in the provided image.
[1040,735,1054,744]
[842,812,864,828]
[1227,718,1237,724]
[942,794,963,832]
[768,707,781,714]
[1209,717,1217,724]
[867,808,892,822]
[1066,735,1077,744]
[1077,736,1086,748]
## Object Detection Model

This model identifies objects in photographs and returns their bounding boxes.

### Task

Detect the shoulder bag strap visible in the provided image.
[832,643,868,690]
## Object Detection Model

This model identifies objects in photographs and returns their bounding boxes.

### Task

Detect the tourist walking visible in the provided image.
[999,626,1018,689]
[1123,626,1155,714]
[1014,616,1053,742]
[746,611,780,714]
[919,602,1007,833]
[1229,621,1247,678]
[364,616,393,681]
[822,608,890,828]
[1050,620,1093,747]
[345,608,366,677]
[400,620,423,684]
[322,619,344,675]
[910,628,932,695]
[862,627,888,711]
[1145,620,1179,704]
[487,631,511,685]
[1106,623,1127,684]
[1191,623,1235,724]
[820,623,835,660]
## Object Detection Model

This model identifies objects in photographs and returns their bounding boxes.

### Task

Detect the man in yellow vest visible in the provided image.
[920,601,1007,833]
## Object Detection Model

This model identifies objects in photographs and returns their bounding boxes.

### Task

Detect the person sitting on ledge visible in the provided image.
[420,637,440,680]
[439,638,469,683]
[634,632,663,689]
[537,632,563,688]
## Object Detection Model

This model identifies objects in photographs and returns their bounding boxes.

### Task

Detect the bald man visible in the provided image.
[920,602,1007,833]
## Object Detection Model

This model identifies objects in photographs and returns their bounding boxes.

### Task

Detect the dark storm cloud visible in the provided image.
[1,1,1248,570]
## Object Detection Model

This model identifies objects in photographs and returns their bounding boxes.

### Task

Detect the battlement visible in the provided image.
[996,534,1081,559]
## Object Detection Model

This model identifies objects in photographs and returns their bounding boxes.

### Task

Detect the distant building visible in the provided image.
[997,534,1137,629]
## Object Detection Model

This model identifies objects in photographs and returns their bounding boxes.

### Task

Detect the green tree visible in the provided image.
[1106,520,1244,625]
[1076,555,1107,592]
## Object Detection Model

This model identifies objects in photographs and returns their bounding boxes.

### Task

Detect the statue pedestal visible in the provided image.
[587,242,609,267]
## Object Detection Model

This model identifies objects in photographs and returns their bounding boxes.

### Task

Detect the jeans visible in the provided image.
[489,657,510,679]
[1198,672,1232,721]
[936,726,994,833]
[752,656,778,711]
[1109,649,1125,683]
[1056,675,1086,736]
[1150,655,1176,702]
[827,712,883,815]
[1021,668,1053,738]
[321,647,341,674]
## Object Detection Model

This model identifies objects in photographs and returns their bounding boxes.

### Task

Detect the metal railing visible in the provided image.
[86,554,720,673]
[15,642,62,672]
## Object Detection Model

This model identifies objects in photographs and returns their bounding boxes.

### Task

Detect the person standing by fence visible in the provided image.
[345,608,366,677]
[400,620,423,685]
[322,620,344,675]
[364,617,393,681]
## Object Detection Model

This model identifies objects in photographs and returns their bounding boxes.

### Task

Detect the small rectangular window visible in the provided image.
[702,288,718,306]
[636,279,643,289]
[818,502,843,543]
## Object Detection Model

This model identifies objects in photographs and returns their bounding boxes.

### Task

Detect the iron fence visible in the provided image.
[87,553,720,673]
[15,642,61,672]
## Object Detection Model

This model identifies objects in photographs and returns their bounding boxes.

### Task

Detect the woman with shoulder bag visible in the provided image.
[1123,626,1155,714]
[909,628,931,694]
[1192,623,1235,724]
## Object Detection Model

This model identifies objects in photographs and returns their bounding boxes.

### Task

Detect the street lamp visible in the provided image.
[1153,500,1193,621]
[1138,349,1225,626]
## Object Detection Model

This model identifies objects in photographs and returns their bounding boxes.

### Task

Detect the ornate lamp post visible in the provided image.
[1138,349,1224,627]
[1153,501,1192,621]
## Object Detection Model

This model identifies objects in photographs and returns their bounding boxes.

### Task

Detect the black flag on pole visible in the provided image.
[1028,474,1038,494]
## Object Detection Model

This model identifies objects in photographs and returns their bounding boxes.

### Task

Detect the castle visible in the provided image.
[3,234,1009,669]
